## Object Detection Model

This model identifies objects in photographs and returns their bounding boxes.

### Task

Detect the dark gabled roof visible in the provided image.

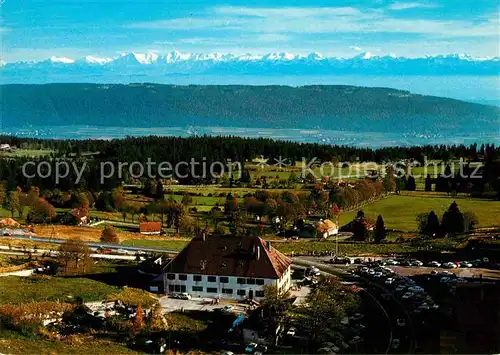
[164,235,292,279]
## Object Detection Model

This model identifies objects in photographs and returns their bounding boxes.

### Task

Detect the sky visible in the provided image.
[1,0,499,62]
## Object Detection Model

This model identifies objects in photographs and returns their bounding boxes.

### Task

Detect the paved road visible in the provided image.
[1,234,179,254]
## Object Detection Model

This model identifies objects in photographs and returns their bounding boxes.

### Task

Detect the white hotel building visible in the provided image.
[163,235,292,300]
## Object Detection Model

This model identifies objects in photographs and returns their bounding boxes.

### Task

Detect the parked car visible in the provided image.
[222,305,233,313]
[385,259,399,265]
[401,292,414,300]
[385,278,395,285]
[459,261,473,268]
[245,343,258,353]
[171,293,191,300]
[286,326,297,336]
[428,261,441,267]
[442,262,458,269]
[351,313,364,321]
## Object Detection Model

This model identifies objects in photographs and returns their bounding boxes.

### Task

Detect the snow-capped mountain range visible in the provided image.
[1,51,498,83]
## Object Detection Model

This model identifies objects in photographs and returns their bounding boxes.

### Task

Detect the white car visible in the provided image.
[373,272,383,278]
[385,278,395,285]
[459,261,472,268]
[173,293,191,300]
[397,318,406,327]
[286,327,297,336]
[442,262,458,269]
[427,261,441,267]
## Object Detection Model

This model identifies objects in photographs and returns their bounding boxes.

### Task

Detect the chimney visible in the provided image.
[267,241,271,250]
[256,246,261,260]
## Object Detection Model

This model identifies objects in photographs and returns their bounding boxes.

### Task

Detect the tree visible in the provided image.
[132,305,145,335]
[147,302,167,332]
[424,211,440,237]
[374,215,386,243]
[262,285,292,344]
[424,174,432,191]
[301,276,359,351]
[441,201,465,235]
[181,193,193,206]
[463,212,479,233]
[352,219,368,241]
[58,237,90,272]
[100,225,119,243]
[6,190,21,218]
[27,198,56,224]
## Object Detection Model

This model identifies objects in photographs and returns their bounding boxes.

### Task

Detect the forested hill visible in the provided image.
[1,84,498,133]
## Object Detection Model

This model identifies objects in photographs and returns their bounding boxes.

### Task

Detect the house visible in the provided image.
[316,219,339,239]
[140,221,162,235]
[0,218,20,228]
[71,208,88,225]
[162,234,292,300]
[0,144,11,151]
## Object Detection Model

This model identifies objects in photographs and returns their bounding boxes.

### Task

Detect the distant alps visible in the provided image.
[1,51,499,83]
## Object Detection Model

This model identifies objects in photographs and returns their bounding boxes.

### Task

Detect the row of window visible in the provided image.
[190,286,264,297]
[168,285,187,292]
[166,274,265,285]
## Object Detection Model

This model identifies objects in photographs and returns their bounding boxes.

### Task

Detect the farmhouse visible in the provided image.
[140,221,162,235]
[316,219,339,239]
[162,234,292,300]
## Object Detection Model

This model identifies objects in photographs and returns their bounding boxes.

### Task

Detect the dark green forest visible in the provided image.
[0,135,498,195]
[1,84,499,133]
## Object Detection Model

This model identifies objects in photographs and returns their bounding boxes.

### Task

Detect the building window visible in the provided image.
[193,275,202,282]
[237,278,246,284]
[178,274,187,281]
[222,288,233,294]
[246,278,256,285]
[181,285,186,292]
[220,277,229,283]
[174,285,181,292]
[208,276,217,282]
[237,289,246,296]
[256,279,265,285]
[255,290,265,298]
[207,287,217,293]
[192,286,203,292]
[167,274,175,280]
[168,285,174,292]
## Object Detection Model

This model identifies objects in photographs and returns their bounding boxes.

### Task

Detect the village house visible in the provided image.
[316,219,339,239]
[140,221,162,235]
[162,234,292,300]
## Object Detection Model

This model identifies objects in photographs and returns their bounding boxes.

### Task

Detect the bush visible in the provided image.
[100,225,119,244]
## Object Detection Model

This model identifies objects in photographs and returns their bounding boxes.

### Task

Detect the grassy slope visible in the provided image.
[0,276,120,304]
[339,194,500,232]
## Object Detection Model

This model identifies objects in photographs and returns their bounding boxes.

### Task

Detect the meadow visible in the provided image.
[339,193,500,232]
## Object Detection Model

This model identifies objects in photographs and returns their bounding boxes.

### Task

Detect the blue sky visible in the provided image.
[1,0,499,61]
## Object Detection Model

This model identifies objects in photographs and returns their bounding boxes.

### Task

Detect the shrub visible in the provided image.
[100,225,119,244]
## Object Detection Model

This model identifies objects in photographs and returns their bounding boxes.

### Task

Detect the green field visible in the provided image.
[0,276,120,304]
[121,238,189,251]
[0,331,139,355]
[339,193,500,232]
